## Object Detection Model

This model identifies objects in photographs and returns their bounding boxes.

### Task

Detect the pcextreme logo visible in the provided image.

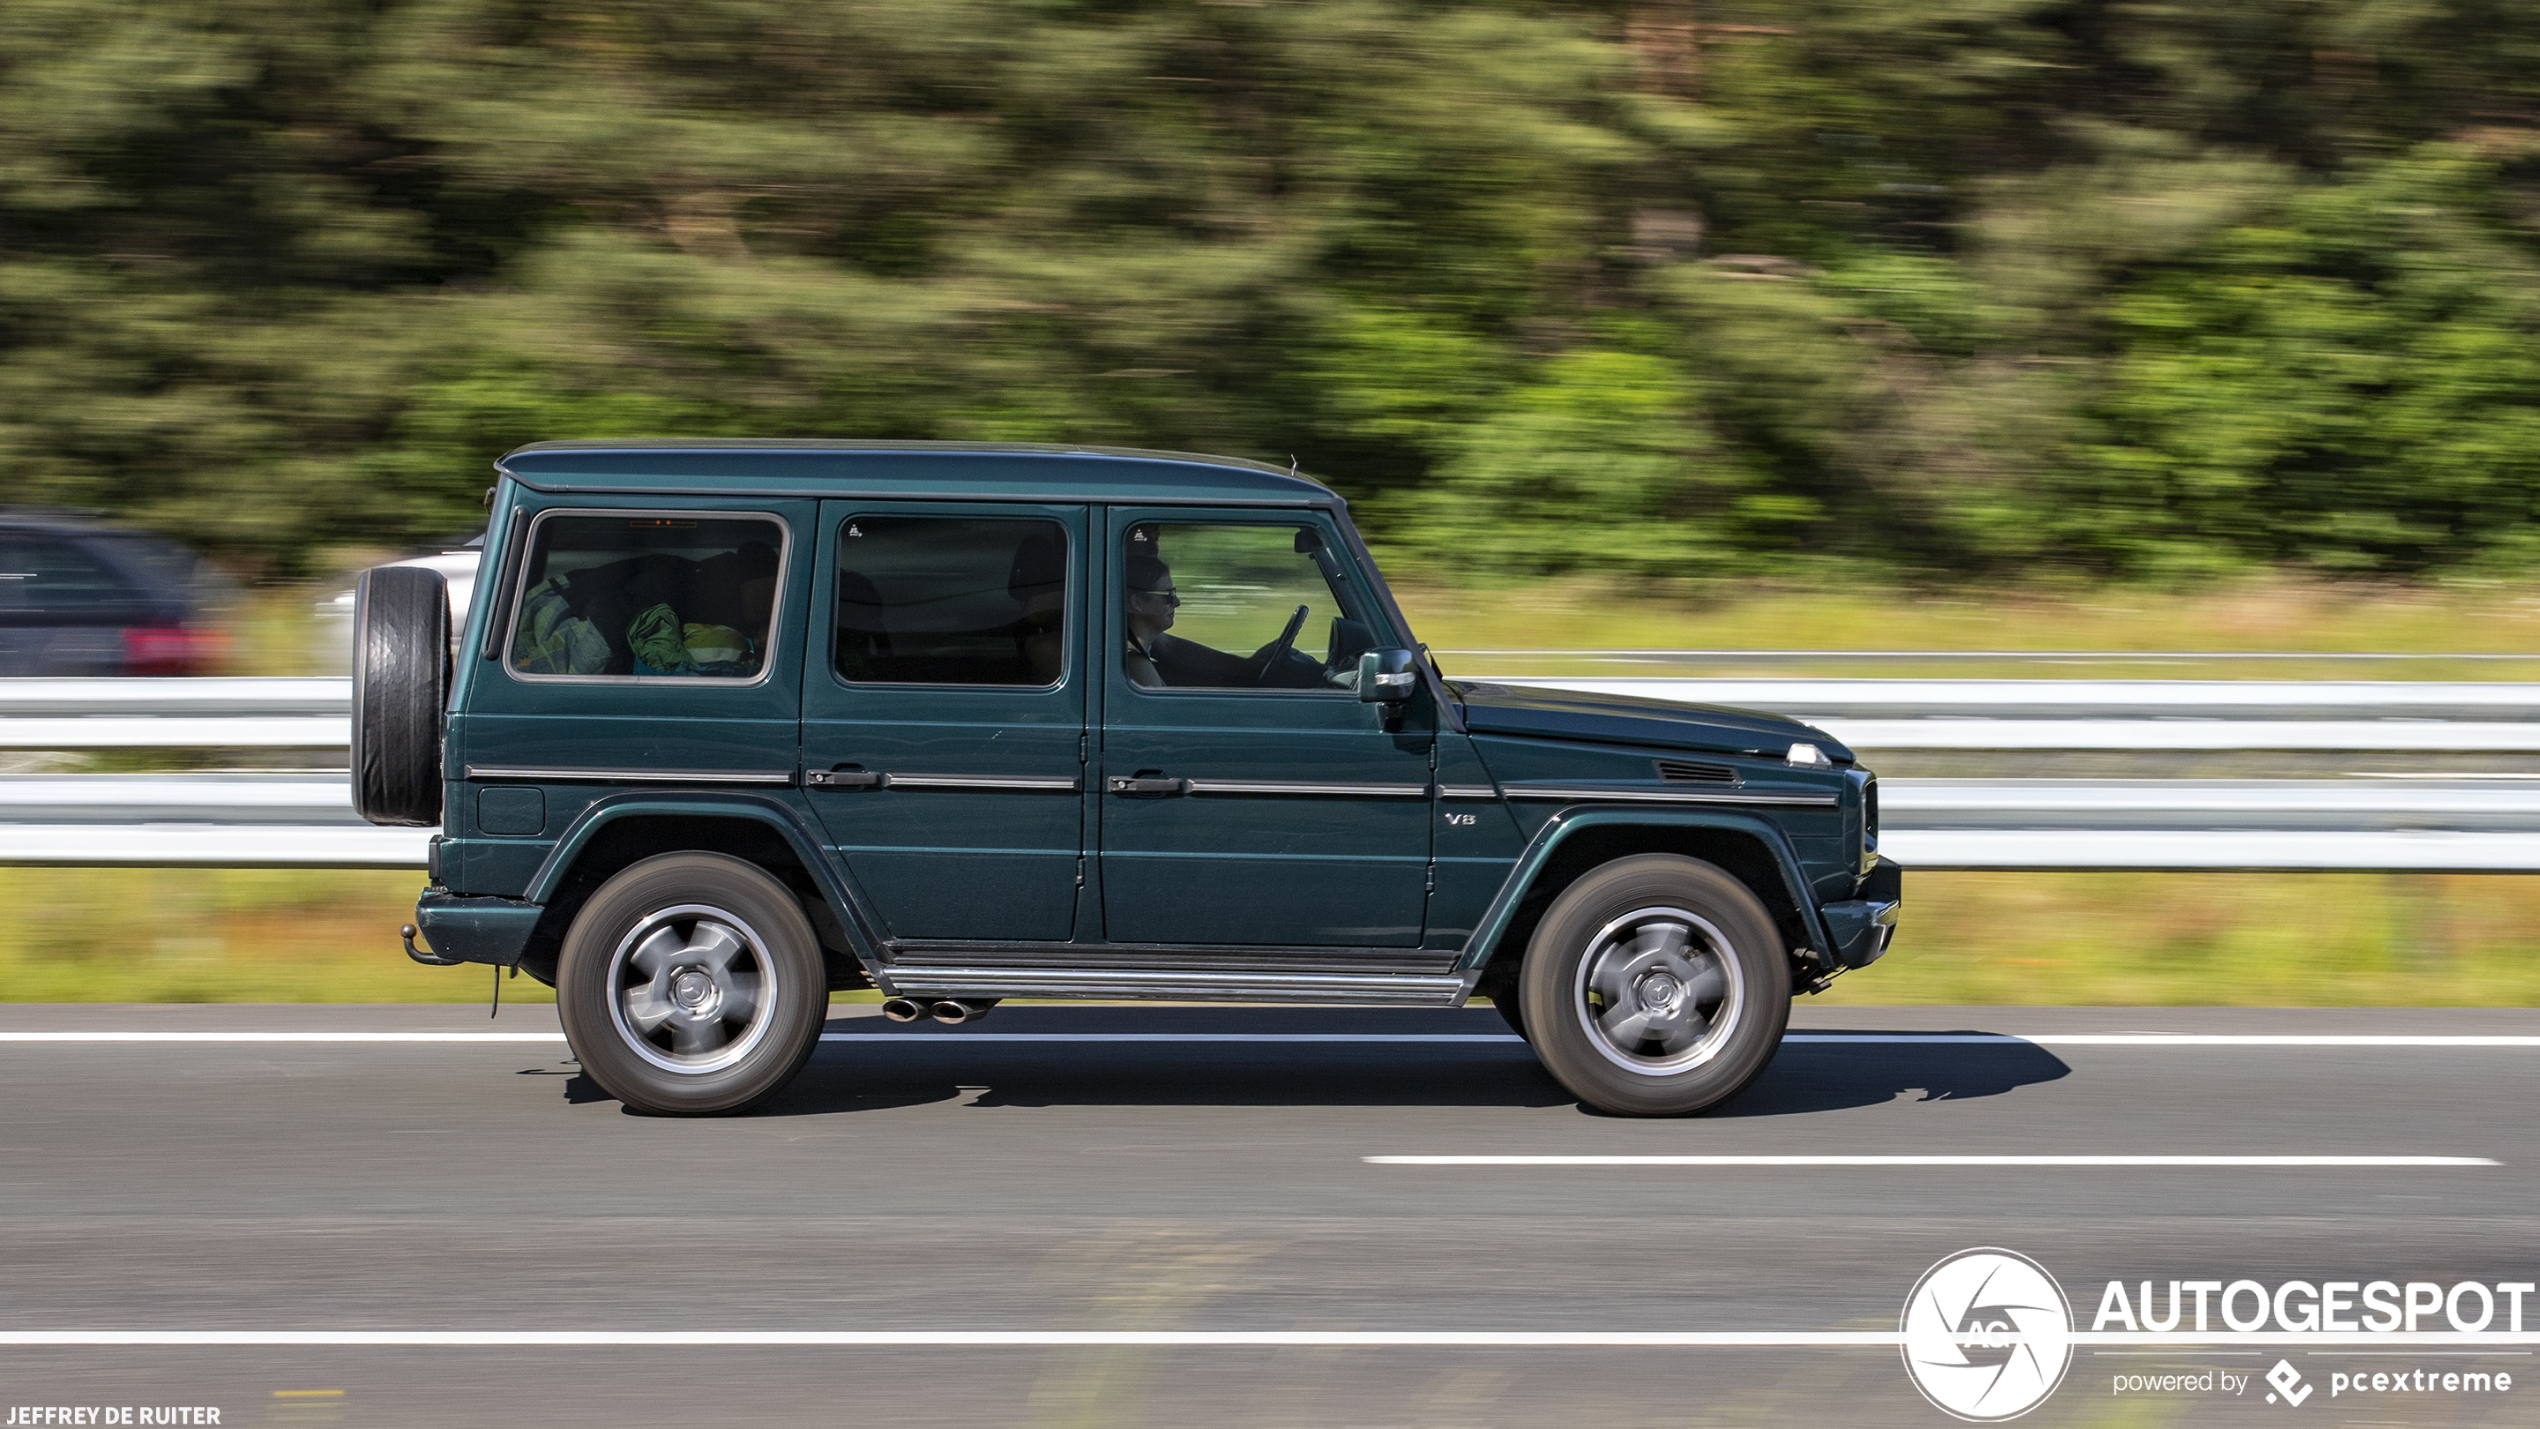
[1901,1249,2075,1421]
[1899,1250,2534,1420]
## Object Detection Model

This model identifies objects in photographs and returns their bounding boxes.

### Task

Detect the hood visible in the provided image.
[1450,680,1853,763]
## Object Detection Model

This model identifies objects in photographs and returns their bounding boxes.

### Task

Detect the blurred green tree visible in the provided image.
[4,0,2540,581]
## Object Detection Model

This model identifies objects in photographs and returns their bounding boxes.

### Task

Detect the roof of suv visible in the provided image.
[496,440,1338,506]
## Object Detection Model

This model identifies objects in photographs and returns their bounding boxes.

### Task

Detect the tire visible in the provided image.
[350,564,449,827]
[557,853,828,1116]
[1520,854,1791,1116]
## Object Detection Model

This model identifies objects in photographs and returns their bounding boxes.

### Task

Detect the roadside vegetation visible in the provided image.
[214,571,2540,681]
[12,2,2540,593]
[6,865,2535,1007]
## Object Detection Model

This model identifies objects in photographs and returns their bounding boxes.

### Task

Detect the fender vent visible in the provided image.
[1655,758,1738,784]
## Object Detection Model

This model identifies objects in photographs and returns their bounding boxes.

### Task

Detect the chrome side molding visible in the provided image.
[1499,784,1840,807]
[881,966,1468,1006]
[465,765,794,785]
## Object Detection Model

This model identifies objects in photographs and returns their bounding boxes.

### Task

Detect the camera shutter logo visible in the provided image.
[1901,1248,2076,1421]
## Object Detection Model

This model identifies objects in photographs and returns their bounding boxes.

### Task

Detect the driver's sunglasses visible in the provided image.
[1130,587,1181,607]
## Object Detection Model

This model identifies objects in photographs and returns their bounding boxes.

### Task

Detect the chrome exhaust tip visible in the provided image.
[881,997,926,1023]
[929,998,997,1025]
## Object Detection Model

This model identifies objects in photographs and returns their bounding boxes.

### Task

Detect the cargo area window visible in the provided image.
[506,512,785,680]
[834,516,1070,688]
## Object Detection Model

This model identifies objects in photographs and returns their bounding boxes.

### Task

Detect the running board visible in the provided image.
[877,966,1469,1006]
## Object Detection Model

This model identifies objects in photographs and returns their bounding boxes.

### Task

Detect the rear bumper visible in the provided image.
[1819,856,1903,968]
[413,891,542,968]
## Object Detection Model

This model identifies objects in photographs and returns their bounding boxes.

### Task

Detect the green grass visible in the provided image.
[1392,570,2540,679]
[6,866,2538,1006]
[0,868,544,1003]
[213,568,2540,680]
[1815,871,2540,1006]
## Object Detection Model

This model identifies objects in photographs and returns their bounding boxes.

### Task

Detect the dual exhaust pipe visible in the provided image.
[881,996,999,1026]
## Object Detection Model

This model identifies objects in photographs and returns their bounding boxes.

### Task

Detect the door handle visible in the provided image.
[1106,775,1187,796]
[805,769,885,789]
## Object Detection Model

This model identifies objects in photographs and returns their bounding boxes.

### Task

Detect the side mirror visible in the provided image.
[1357,647,1419,705]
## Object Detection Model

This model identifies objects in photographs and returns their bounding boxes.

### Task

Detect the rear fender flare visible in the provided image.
[1453,807,1833,976]
[529,791,888,982]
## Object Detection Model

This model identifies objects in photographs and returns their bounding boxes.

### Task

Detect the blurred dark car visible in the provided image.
[0,510,230,675]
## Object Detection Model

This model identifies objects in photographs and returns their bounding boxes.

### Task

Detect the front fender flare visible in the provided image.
[528,791,889,985]
[1453,807,1835,975]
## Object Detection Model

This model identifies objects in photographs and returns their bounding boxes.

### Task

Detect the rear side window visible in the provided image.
[506,512,786,680]
[0,536,139,611]
[835,516,1069,688]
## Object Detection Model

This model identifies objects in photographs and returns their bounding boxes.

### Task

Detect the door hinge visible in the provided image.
[1424,864,1436,893]
[1079,733,1090,763]
[1076,855,1087,887]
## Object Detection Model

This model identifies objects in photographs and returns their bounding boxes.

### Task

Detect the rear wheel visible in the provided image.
[557,853,827,1116]
[1520,854,1790,1116]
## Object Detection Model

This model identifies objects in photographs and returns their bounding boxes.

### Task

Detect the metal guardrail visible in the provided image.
[13,677,2540,869]
[1493,678,2540,751]
[1442,648,2540,663]
[20,675,2540,750]
[0,678,347,748]
[10,773,2540,871]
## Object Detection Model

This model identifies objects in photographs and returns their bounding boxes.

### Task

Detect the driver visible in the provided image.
[1123,550,1250,688]
[1127,548,1214,685]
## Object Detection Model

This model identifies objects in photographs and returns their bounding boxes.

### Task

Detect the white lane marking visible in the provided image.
[0,1031,2529,1047]
[1367,1155,2500,1167]
[820,1033,1523,1044]
[0,1032,568,1043]
[1974,1035,2540,1047]
[0,1330,2534,1348]
[0,1330,1895,1347]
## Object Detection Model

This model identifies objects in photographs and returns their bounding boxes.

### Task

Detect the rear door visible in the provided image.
[799,502,1090,942]
[455,502,811,895]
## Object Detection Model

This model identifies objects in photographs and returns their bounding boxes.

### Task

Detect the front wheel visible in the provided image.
[557,853,827,1116]
[1520,854,1790,1116]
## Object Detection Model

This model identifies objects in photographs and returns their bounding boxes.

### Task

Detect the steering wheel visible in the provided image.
[1253,604,1310,686]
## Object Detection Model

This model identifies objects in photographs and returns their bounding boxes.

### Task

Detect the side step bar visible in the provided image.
[879,966,1469,1007]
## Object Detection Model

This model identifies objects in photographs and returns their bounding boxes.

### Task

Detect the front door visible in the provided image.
[800,502,1089,942]
[1097,509,1433,947]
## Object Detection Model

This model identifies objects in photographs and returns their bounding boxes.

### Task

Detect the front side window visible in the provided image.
[835,516,1070,687]
[1121,522,1374,691]
[507,513,784,679]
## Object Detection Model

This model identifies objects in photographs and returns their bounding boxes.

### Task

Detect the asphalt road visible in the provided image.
[0,1001,2535,1427]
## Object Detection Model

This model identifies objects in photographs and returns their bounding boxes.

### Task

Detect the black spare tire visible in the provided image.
[351,564,449,827]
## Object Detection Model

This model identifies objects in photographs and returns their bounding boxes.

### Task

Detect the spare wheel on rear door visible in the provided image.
[351,564,450,827]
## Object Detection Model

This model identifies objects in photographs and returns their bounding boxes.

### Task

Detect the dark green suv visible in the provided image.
[355,441,1899,1117]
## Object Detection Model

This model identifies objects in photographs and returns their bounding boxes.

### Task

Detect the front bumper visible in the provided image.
[1819,856,1902,968]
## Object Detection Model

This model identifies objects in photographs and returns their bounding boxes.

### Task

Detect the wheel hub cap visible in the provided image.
[670,968,717,1014]
[1574,906,1744,1076]
[605,906,777,1076]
